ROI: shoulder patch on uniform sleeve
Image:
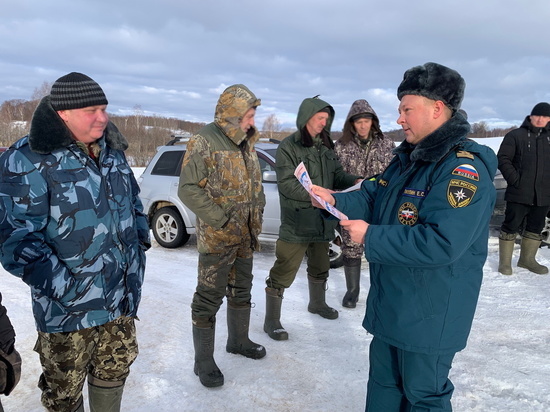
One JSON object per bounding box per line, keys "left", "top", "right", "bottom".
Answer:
{"left": 398, "top": 202, "right": 418, "bottom": 225}
{"left": 452, "top": 164, "right": 479, "bottom": 181}
{"left": 456, "top": 150, "right": 474, "bottom": 160}
{"left": 447, "top": 179, "right": 477, "bottom": 208}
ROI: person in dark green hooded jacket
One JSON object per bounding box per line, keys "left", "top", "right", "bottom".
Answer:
{"left": 313, "top": 63, "right": 497, "bottom": 411}
{"left": 263, "top": 96, "right": 361, "bottom": 341}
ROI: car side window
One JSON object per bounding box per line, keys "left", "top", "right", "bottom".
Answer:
{"left": 151, "top": 150, "right": 185, "bottom": 176}
{"left": 258, "top": 156, "right": 273, "bottom": 173}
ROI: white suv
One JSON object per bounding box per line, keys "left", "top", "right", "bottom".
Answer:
{"left": 137, "top": 138, "right": 344, "bottom": 266}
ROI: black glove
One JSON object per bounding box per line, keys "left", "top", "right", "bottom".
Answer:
{"left": 0, "top": 347, "right": 21, "bottom": 396}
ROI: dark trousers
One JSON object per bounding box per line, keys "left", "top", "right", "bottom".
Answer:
{"left": 501, "top": 201, "right": 549, "bottom": 235}
{"left": 365, "top": 337, "right": 455, "bottom": 412}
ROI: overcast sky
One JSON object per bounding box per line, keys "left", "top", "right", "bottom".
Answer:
{"left": 2, "top": 0, "right": 549, "bottom": 133}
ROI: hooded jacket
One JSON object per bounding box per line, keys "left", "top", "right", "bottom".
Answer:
{"left": 335, "top": 99, "right": 395, "bottom": 179}
{"left": 0, "top": 96, "right": 150, "bottom": 333}
{"left": 178, "top": 84, "right": 265, "bottom": 254}
{"left": 276, "top": 97, "right": 359, "bottom": 243}
{"left": 334, "top": 113, "right": 497, "bottom": 354}
{"left": 497, "top": 116, "right": 550, "bottom": 206}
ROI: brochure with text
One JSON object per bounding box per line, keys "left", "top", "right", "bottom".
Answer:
{"left": 294, "top": 162, "right": 348, "bottom": 220}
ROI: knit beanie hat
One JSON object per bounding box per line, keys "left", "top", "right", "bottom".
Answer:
{"left": 397, "top": 62, "right": 465, "bottom": 112}
{"left": 50, "top": 72, "right": 108, "bottom": 110}
{"left": 530, "top": 102, "right": 550, "bottom": 117}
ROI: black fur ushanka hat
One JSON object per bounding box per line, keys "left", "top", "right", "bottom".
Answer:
{"left": 397, "top": 62, "right": 465, "bottom": 112}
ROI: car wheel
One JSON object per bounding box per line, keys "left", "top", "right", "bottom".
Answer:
{"left": 151, "top": 207, "right": 190, "bottom": 248}
{"left": 329, "top": 228, "right": 344, "bottom": 269}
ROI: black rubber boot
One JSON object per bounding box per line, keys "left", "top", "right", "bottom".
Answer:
{"left": 342, "top": 262, "right": 361, "bottom": 308}
{"left": 263, "top": 287, "right": 289, "bottom": 341}
{"left": 226, "top": 304, "right": 266, "bottom": 359}
{"left": 88, "top": 376, "right": 124, "bottom": 412}
{"left": 518, "top": 231, "right": 549, "bottom": 274}
{"left": 192, "top": 320, "right": 224, "bottom": 388}
{"left": 307, "top": 275, "right": 338, "bottom": 319}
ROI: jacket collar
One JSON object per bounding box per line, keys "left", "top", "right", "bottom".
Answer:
{"left": 395, "top": 112, "right": 471, "bottom": 163}
{"left": 28, "top": 96, "right": 128, "bottom": 154}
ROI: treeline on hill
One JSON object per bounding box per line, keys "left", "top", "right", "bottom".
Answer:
{"left": 0, "top": 96, "right": 515, "bottom": 167}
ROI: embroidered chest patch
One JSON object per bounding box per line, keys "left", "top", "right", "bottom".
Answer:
{"left": 398, "top": 202, "right": 418, "bottom": 226}
{"left": 447, "top": 179, "right": 477, "bottom": 208}
{"left": 452, "top": 164, "right": 479, "bottom": 181}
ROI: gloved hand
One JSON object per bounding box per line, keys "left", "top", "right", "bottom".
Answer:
{"left": 0, "top": 346, "right": 22, "bottom": 396}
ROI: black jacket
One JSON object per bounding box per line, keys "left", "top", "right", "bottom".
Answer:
{"left": 498, "top": 116, "right": 550, "bottom": 206}
{"left": 0, "top": 293, "right": 15, "bottom": 354}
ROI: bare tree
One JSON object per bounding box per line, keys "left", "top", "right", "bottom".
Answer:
{"left": 31, "top": 81, "right": 53, "bottom": 101}
{"left": 262, "top": 114, "right": 281, "bottom": 139}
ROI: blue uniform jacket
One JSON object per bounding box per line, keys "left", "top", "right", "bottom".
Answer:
{"left": 334, "top": 113, "right": 497, "bottom": 354}
{"left": 0, "top": 97, "right": 150, "bottom": 333}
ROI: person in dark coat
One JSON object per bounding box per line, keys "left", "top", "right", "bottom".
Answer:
{"left": 312, "top": 62, "right": 497, "bottom": 411}
{"left": 263, "top": 97, "right": 361, "bottom": 341}
{"left": 497, "top": 102, "right": 550, "bottom": 275}
{"left": 0, "top": 292, "right": 21, "bottom": 412}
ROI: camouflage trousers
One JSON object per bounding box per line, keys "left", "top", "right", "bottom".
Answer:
{"left": 340, "top": 224, "right": 365, "bottom": 260}
{"left": 191, "top": 245, "right": 254, "bottom": 326}
{"left": 33, "top": 316, "right": 138, "bottom": 412}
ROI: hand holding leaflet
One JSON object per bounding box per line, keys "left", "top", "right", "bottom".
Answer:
{"left": 294, "top": 162, "right": 348, "bottom": 220}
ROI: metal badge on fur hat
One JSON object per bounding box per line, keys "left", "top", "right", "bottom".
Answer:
{"left": 50, "top": 72, "right": 108, "bottom": 111}
{"left": 397, "top": 62, "right": 465, "bottom": 111}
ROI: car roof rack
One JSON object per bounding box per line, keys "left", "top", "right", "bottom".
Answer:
{"left": 166, "top": 135, "right": 190, "bottom": 146}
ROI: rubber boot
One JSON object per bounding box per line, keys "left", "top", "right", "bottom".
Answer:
{"left": 264, "top": 287, "right": 288, "bottom": 341}
{"left": 226, "top": 304, "right": 266, "bottom": 359}
{"left": 518, "top": 232, "right": 549, "bottom": 274}
{"left": 192, "top": 320, "right": 224, "bottom": 387}
{"left": 342, "top": 259, "right": 361, "bottom": 308}
{"left": 307, "top": 275, "right": 338, "bottom": 319}
{"left": 88, "top": 376, "right": 124, "bottom": 412}
{"left": 498, "top": 231, "right": 516, "bottom": 276}
{"left": 72, "top": 397, "right": 85, "bottom": 412}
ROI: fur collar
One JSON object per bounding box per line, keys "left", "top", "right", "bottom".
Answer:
{"left": 29, "top": 96, "right": 128, "bottom": 154}
{"left": 395, "top": 112, "right": 470, "bottom": 163}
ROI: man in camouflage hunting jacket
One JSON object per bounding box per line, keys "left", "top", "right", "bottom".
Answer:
{"left": 0, "top": 72, "right": 150, "bottom": 412}
{"left": 178, "top": 84, "right": 266, "bottom": 388}
{"left": 334, "top": 99, "right": 394, "bottom": 308}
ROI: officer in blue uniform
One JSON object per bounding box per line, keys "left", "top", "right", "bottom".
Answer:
{"left": 312, "top": 62, "right": 497, "bottom": 411}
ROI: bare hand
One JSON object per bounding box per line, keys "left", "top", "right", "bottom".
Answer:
{"left": 310, "top": 185, "right": 335, "bottom": 208}
{"left": 340, "top": 219, "right": 369, "bottom": 244}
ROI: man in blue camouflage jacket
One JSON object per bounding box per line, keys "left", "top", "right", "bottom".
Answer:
{"left": 0, "top": 72, "right": 150, "bottom": 412}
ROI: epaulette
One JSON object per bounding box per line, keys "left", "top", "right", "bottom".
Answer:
{"left": 456, "top": 150, "right": 474, "bottom": 160}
